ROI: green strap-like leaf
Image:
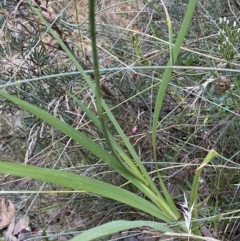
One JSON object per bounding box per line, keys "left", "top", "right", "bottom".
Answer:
{"left": 0, "top": 91, "right": 123, "bottom": 172}
{"left": 190, "top": 149, "right": 218, "bottom": 235}
{"left": 0, "top": 161, "right": 171, "bottom": 222}
{"left": 70, "top": 220, "right": 173, "bottom": 241}
{"left": 152, "top": 0, "right": 198, "bottom": 160}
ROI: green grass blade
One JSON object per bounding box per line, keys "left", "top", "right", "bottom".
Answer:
{"left": 0, "top": 91, "right": 180, "bottom": 222}
{"left": 152, "top": 0, "right": 198, "bottom": 161}
{"left": 103, "top": 104, "right": 164, "bottom": 198}
{"left": 103, "top": 105, "right": 182, "bottom": 221}
{"left": 72, "top": 93, "right": 180, "bottom": 220}
{"left": 0, "top": 91, "right": 125, "bottom": 172}
{"left": 150, "top": 0, "right": 198, "bottom": 223}
{"left": 69, "top": 93, "right": 145, "bottom": 182}
{"left": 70, "top": 220, "right": 174, "bottom": 241}
{"left": 149, "top": 0, "right": 198, "bottom": 223}
{"left": 89, "top": 0, "right": 115, "bottom": 156}
{"left": 30, "top": 6, "right": 94, "bottom": 89}
{"left": 74, "top": 91, "right": 173, "bottom": 212}
{"left": 158, "top": 175, "right": 181, "bottom": 219}
{"left": 190, "top": 150, "right": 218, "bottom": 235}
{"left": 0, "top": 161, "right": 172, "bottom": 222}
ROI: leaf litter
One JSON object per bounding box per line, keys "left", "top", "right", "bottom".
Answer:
{"left": 0, "top": 198, "right": 31, "bottom": 241}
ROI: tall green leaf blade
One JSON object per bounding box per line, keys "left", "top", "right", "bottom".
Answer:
{"left": 190, "top": 150, "right": 218, "bottom": 235}
{"left": 103, "top": 105, "right": 163, "bottom": 197}
{"left": 0, "top": 161, "right": 171, "bottom": 222}
{"left": 150, "top": 0, "right": 198, "bottom": 224}
{"left": 70, "top": 93, "right": 145, "bottom": 183}
{"left": 0, "top": 91, "right": 124, "bottom": 172}
{"left": 152, "top": 0, "right": 198, "bottom": 161}
{"left": 158, "top": 175, "right": 181, "bottom": 219}
{"left": 70, "top": 95, "right": 178, "bottom": 220}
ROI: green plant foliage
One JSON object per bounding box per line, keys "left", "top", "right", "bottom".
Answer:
{"left": 0, "top": 0, "right": 240, "bottom": 240}
{"left": 218, "top": 17, "right": 240, "bottom": 61}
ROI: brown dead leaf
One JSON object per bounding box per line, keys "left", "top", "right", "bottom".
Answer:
{"left": 4, "top": 217, "right": 30, "bottom": 241}
{"left": 5, "top": 220, "right": 18, "bottom": 241}
{"left": 0, "top": 198, "right": 16, "bottom": 229}
{"left": 13, "top": 217, "right": 30, "bottom": 235}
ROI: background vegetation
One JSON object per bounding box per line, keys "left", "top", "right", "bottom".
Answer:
{"left": 0, "top": 0, "right": 240, "bottom": 240}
